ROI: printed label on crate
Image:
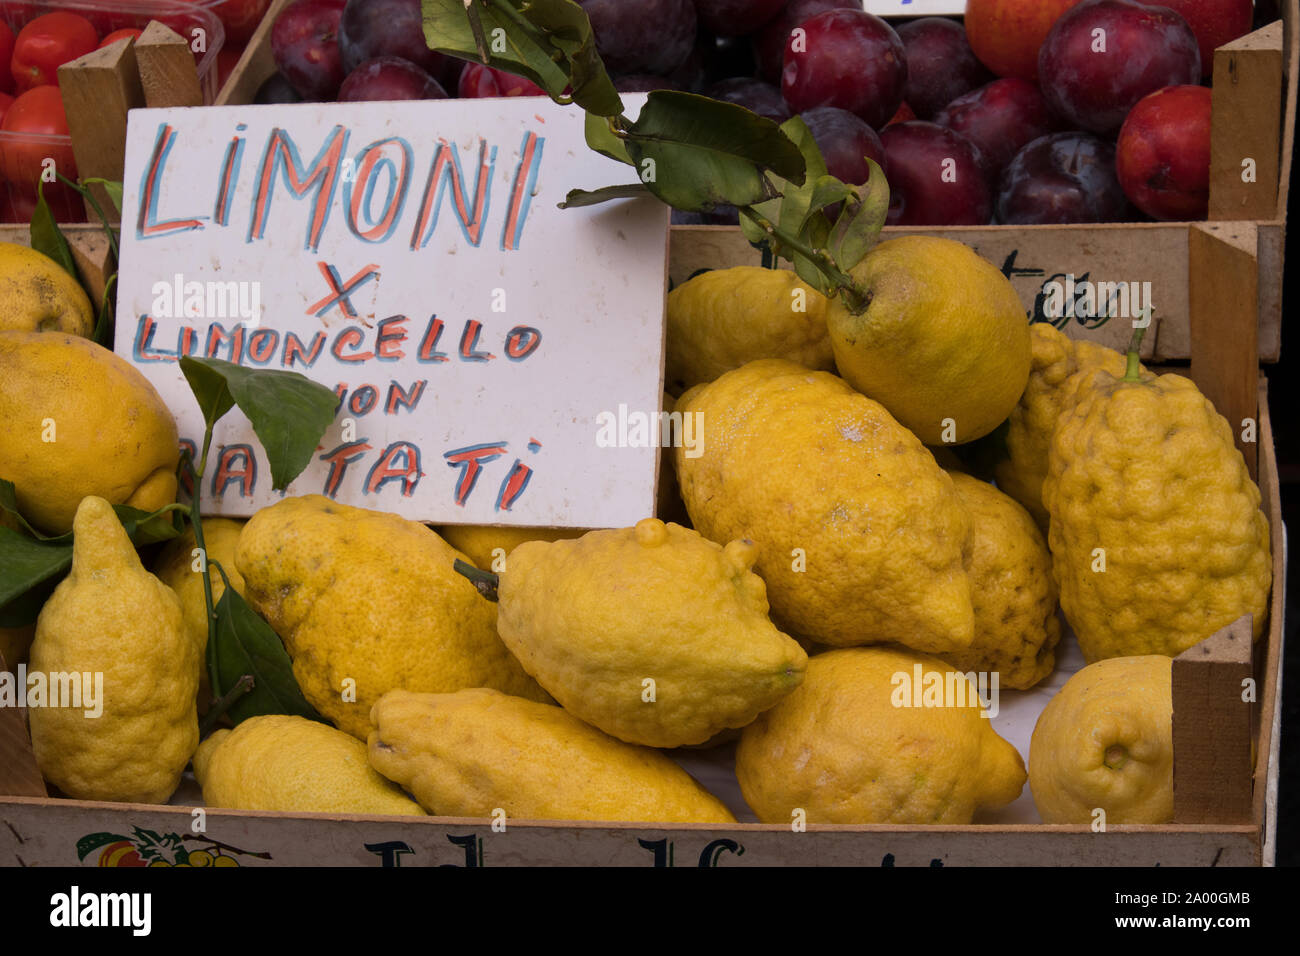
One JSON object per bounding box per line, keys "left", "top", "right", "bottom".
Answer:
{"left": 114, "top": 97, "right": 669, "bottom": 527}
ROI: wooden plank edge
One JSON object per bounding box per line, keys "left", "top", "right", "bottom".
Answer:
{"left": 1251, "top": 378, "right": 1285, "bottom": 832}
{"left": 214, "top": 0, "right": 292, "bottom": 106}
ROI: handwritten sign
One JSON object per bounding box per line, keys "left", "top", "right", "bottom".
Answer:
{"left": 115, "top": 97, "right": 669, "bottom": 528}
{"left": 864, "top": 1, "right": 968, "bottom": 15}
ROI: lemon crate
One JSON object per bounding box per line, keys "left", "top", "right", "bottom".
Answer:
{"left": 0, "top": 1, "right": 1294, "bottom": 868}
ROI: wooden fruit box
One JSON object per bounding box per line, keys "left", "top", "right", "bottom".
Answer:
{"left": 0, "top": 376, "right": 1286, "bottom": 866}
{"left": 0, "top": 3, "right": 1290, "bottom": 867}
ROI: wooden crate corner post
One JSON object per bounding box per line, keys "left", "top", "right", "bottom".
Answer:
{"left": 1208, "top": 20, "right": 1285, "bottom": 221}
{"left": 57, "top": 38, "right": 145, "bottom": 224}
{"left": 1172, "top": 615, "right": 1255, "bottom": 824}
{"left": 135, "top": 21, "right": 205, "bottom": 109}
{"left": 1187, "top": 221, "right": 1260, "bottom": 478}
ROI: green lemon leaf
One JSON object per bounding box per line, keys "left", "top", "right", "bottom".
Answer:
{"left": 92, "top": 274, "right": 117, "bottom": 347}
{"left": 82, "top": 178, "right": 124, "bottom": 214}
{"left": 585, "top": 111, "right": 633, "bottom": 166}
{"left": 624, "top": 91, "right": 805, "bottom": 212}
{"left": 179, "top": 357, "right": 338, "bottom": 491}
{"left": 557, "top": 183, "right": 650, "bottom": 208}
{"left": 741, "top": 116, "right": 827, "bottom": 252}
{"left": 828, "top": 158, "right": 890, "bottom": 274}
{"left": 206, "top": 568, "right": 322, "bottom": 726}
{"left": 29, "top": 184, "right": 78, "bottom": 280}
{"left": 0, "top": 527, "right": 70, "bottom": 626}
{"left": 513, "top": 0, "right": 622, "bottom": 116}
{"left": 422, "top": 0, "right": 574, "bottom": 105}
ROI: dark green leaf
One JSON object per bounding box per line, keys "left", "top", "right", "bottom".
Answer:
{"left": 83, "top": 178, "right": 124, "bottom": 214}
{"left": 0, "top": 526, "right": 71, "bottom": 623}
{"left": 207, "top": 573, "right": 322, "bottom": 726}
{"left": 29, "top": 184, "right": 78, "bottom": 280}
{"left": 828, "top": 158, "right": 890, "bottom": 275}
{"left": 624, "top": 91, "right": 805, "bottom": 212}
{"left": 558, "top": 183, "right": 650, "bottom": 208}
{"left": 92, "top": 273, "right": 117, "bottom": 347}
{"left": 422, "top": 0, "right": 574, "bottom": 105}
{"left": 0, "top": 478, "right": 43, "bottom": 539}
{"left": 513, "top": 0, "right": 623, "bottom": 116}
{"left": 179, "top": 356, "right": 236, "bottom": 432}
{"left": 585, "top": 111, "right": 633, "bottom": 166}
{"left": 179, "top": 357, "right": 337, "bottom": 491}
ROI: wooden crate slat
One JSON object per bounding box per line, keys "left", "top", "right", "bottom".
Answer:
{"left": 1209, "top": 21, "right": 1285, "bottom": 220}
{"left": 135, "top": 21, "right": 204, "bottom": 109}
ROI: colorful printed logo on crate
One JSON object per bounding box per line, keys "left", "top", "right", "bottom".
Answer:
{"left": 114, "top": 97, "right": 669, "bottom": 528}
{"left": 76, "top": 826, "right": 270, "bottom": 867}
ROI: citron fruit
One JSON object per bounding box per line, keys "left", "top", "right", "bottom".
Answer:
{"left": 153, "top": 518, "right": 246, "bottom": 709}
{"left": 368, "top": 688, "right": 736, "bottom": 823}
{"left": 675, "top": 359, "right": 974, "bottom": 654}
{"left": 1043, "top": 347, "right": 1270, "bottom": 661}
{"left": 437, "top": 524, "right": 583, "bottom": 571}
{"left": 1029, "top": 655, "right": 1173, "bottom": 824}
{"left": 826, "top": 236, "right": 1030, "bottom": 444}
{"left": 0, "top": 331, "right": 179, "bottom": 535}
{"left": 235, "top": 495, "right": 547, "bottom": 739}
{"left": 0, "top": 242, "right": 94, "bottom": 337}
{"left": 996, "top": 323, "right": 1138, "bottom": 529}
{"left": 938, "top": 473, "right": 1060, "bottom": 689}
{"left": 28, "top": 496, "right": 197, "bottom": 803}
{"left": 495, "top": 518, "right": 807, "bottom": 748}
{"left": 194, "top": 715, "right": 425, "bottom": 816}
{"left": 665, "top": 265, "right": 833, "bottom": 394}
{"left": 736, "top": 647, "right": 1026, "bottom": 824}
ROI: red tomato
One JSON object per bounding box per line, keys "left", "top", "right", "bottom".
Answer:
{"left": 1, "top": 180, "right": 85, "bottom": 222}
{"left": 0, "top": 91, "right": 13, "bottom": 125}
{"left": 212, "top": 0, "right": 272, "bottom": 47}
{"left": 0, "top": 85, "right": 78, "bottom": 194}
{"left": 0, "top": 21, "right": 15, "bottom": 94}
{"left": 98, "top": 28, "right": 144, "bottom": 50}
{"left": 10, "top": 12, "right": 99, "bottom": 92}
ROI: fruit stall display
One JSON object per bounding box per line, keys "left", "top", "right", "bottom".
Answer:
{"left": 0, "top": 1, "right": 1292, "bottom": 867}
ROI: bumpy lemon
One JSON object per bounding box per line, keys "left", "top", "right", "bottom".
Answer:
{"left": 737, "top": 647, "right": 1026, "bottom": 824}
{"left": 1044, "top": 357, "right": 1270, "bottom": 661}
{"left": 368, "top": 688, "right": 735, "bottom": 823}
{"left": 675, "top": 359, "right": 974, "bottom": 654}
{"left": 939, "top": 473, "right": 1060, "bottom": 689}
{"left": 437, "top": 524, "right": 583, "bottom": 571}
{"left": 665, "top": 265, "right": 833, "bottom": 394}
{"left": 1029, "top": 655, "right": 1173, "bottom": 824}
{"left": 0, "top": 331, "right": 179, "bottom": 534}
{"left": 28, "top": 496, "right": 197, "bottom": 803}
{"left": 0, "top": 242, "right": 94, "bottom": 336}
{"left": 496, "top": 518, "right": 807, "bottom": 748}
{"left": 235, "top": 496, "right": 547, "bottom": 739}
{"left": 826, "top": 236, "right": 1031, "bottom": 445}
{"left": 194, "top": 715, "right": 425, "bottom": 816}
{"left": 996, "top": 324, "right": 1137, "bottom": 528}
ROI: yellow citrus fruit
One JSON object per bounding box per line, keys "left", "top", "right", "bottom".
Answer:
{"left": 0, "top": 242, "right": 94, "bottom": 337}
{"left": 29, "top": 496, "right": 198, "bottom": 803}
{"left": 368, "top": 688, "right": 735, "bottom": 823}
{"left": 1044, "top": 360, "right": 1270, "bottom": 661}
{"left": 665, "top": 265, "right": 833, "bottom": 394}
{"left": 1029, "top": 655, "right": 1174, "bottom": 824}
{"left": 496, "top": 518, "right": 806, "bottom": 748}
{"left": 194, "top": 715, "right": 425, "bottom": 816}
{"left": 436, "top": 524, "right": 583, "bottom": 571}
{"left": 938, "top": 473, "right": 1061, "bottom": 689}
{"left": 0, "top": 331, "right": 179, "bottom": 535}
{"left": 826, "top": 236, "right": 1031, "bottom": 444}
{"left": 674, "top": 359, "right": 974, "bottom": 654}
{"left": 186, "top": 849, "right": 213, "bottom": 867}
{"left": 235, "top": 496, "right": 547, "bottom": 739}
{"left": 736, "top": 647, "right": 1025, "bottom": 824}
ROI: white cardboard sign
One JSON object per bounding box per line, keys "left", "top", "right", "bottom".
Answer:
{"left": 864, "top": 1, "right": 967, "bottom": 16}
{"left": 115, "top": 97, "right": 669, "bottom": 528}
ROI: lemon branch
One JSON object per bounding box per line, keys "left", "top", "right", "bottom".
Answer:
{"left": 453, "top": 558, "right": 500, "bottom": 602}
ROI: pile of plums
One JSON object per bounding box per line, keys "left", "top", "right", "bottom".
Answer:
{"left": 266, "top": 0, "right": 1261, "bottom": 224}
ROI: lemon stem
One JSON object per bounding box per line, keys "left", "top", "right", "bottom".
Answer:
{"left": 199, "top": 674, "right": 253, "bottom": 737}
{"left": 454, "top": 558, "right": 500, "bottom": 602}
{"left": 1123, "top": 325, "right": 1147, "bottom": 383}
